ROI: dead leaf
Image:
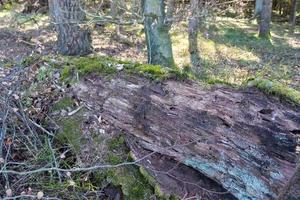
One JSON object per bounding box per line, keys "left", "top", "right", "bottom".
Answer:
{"left": 6, "top": 189, "right": 12, "bottom": 197}
{"left": 37, "top": 191, "right": 44, "bottom": 199}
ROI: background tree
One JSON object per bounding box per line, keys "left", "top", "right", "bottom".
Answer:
{"left": 253, "top": 0, "right": 263, "bottom": 20}
{"left": 188, "top": 0, "right": 201, "bottom": 73}
{"left": 49, "top": 0, "right": 92, "bottom": 56}
{"left": 142, "top": 0, "right": 175, "bottom": 67}
{"left": 259, "top": 0, "right": 273, "bottom": 38}
{"left": 290, "top": 0, "right": 298, "bottom": 32}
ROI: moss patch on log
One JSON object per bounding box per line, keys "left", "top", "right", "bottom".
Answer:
{"left": 105, "top": 167, "right": 155, "bottom": 200}
{"left": 139, "top": 166, "right": 178, "bottom": 200}
{"left": 59, "top": 56, "right": 189, "bottom": 82}
{"left": 247, "top": 78, "right": 300, "bottom": 106}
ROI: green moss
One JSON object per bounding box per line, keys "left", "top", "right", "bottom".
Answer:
{"left": 60, "top": 65, "right": 73, "bottom": 81}
{"left": 21, "top": 54, "right": 41, "bottom": 67}
{"left": 204, "top": 77, "right": 236, "bottom": 87}
{"left": 125, "top": 63, "right": 190, "bottom": 81}
{"left": 106, "top": 135, "right": 132, "bottom": 164}
{"left": 2, "top": 62, "right": 14, "bottom": 68}
{"left": 107, "top": 167, "right": 155, "bottom": 200}
{"left": 1, "top": 2, "right": 13, "bottom": 10}
{"left": 52, "top": 97, "right": 74, "bottom": 111}
{"left": 102, "top": 136, "right": 159, "bottom": 199}
{"left": 52, "top": 98, "right": 83, "bottom": 153}
{"left": 74, "top": 57, "right": 118, "bottom": 75}
{"left": 59, "top": 56, "right": 189, "bottom": 82}
{"left": 247, "top": 78, "right": 300, "bottom": 105}
{"left": 139, "top": 167, "right": 178, "bottom": 200}
{"left": 107, "top": 135, "right": 126, "bottom": 151}
{"left": 56, "top": 117, "right": 83, "bottom": 153}
{"left": 132, "top": 64, "right": 169, "bottom": 80}
{"left": 33, "top": 143, "right": 53, "bottom": 164}
{"left": 60, "top": 56, "right": 119, "bottom": 80}
{"left": 36, "top": 65, "right": 53, "bottom": 81}
{"left": 106, "top": 153, "right": 124, "bottom": 164}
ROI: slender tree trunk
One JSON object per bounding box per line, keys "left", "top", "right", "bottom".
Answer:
{"left": 49, "top": 0, "right": 92, "bottom": 56}
{"left": 143, "top": 0, "right": 175, "bottom": 68}
{"left": 188, "top": 0, "right": 201, "bottom": 73}
{"left": 277, "top": 161, "right": 300, "bottom": 200}
{"left": 290, "top": 0, "right": 298, "bottom": 32}
{"left": 259, "top": 0, "right": 273, "bottom": 38}
{"left": 255, "top": 0, "right": 263, "bottom": 15}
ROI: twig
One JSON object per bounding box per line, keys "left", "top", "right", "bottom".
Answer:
{"left": 68, "top": 105, "right": 84, "bottom": 116}
{"left": 47, "top": 138, "right": 62, "bottom": 183}
{"left": 29, "top": 119, "right": 54, "bottom": 137}
{"left": 2, "top": 194, "right": 61, "bottom": 200}
{"left": 0, "top": 151, "right": 157, "bottom": 175}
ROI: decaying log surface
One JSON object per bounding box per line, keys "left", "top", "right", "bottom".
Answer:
{"left": 277, "top": 160, "right": 300, "bottom": 200}
{"left": 74, "top": 74, "right": 300, "bottom": 200}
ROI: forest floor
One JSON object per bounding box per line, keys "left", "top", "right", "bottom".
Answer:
{"left": 0, "top": 6, "right": 299, "bottom": 89}
{"left": 0, "top": 5, "right": 300, "bottom": 200}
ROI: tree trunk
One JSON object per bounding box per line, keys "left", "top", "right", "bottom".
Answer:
{"left": 290, "top": 0, "right": 298, "bottom": 32}
{"left": 255, "top": 0, "right": 263, "bottom": 15}
{"left": 143, "top": 0, "right": 175, "bottom": 68}
{"left": 49, "top": 0, "right": 92, "bottom": 56}
{"left": 74, "top": 74, "right": 300, "bottom": 200}
{"left": 259, "top": 0, "right": 273, "bottom": 38}
{"left": 249, "top": 0, "right": 263, "bottom": 21}
{"left": 277, "top": 160, "right": 300, "bottom": 200}
{"left": 188, "top": 0, "right": 201, "bottom": 73}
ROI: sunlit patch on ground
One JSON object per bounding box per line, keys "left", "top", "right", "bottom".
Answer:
{"left": 0, "top": 7, "right": 299, "bottom": 89}
{"left": 171, "top": 17, "right": 300, "bottom": 88}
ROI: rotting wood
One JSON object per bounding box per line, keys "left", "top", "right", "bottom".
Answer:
{"left": 74, "top": 74, "right": 300, "bottom": 200}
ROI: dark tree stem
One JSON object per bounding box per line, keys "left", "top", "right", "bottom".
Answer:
{"left": 259, "top": 0, "right": 273, "bottom": 38}
{"left": 143, "top": 0, "right": 175, "bottom": 68}
{"left": 49, "top": 0, "right": 92, "bottom": 56}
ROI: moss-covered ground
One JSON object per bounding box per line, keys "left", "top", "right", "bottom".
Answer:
{"left": 43, "top": 97, "right": 165, "bottom": 199}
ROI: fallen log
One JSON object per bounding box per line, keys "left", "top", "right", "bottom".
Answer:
{"left": 74, "top": 74, "right": 300, "bottom": 200}
{"left": 277, "top": 160, "right": 300, "bottom": 200}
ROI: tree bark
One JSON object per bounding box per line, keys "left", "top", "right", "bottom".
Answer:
{"left": 290, "top": 0, "right": 298, "bottom": 33}
{"left": 259, "top": 0, "right": 273, "bottom": 38}
{"left": 49, "top": 0, "right": 92, "bottom": 56}
{"left": 143, "top": 0, "right": 175, "bottom": 68}
{"left": 255, "top": 0, "right": 263, "bottom": 16}
{"left": 188, "top": 0, "right": 201, "bottom": 73}
{"left": 74, "top": 74, "right": 300, "bottom": 200}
